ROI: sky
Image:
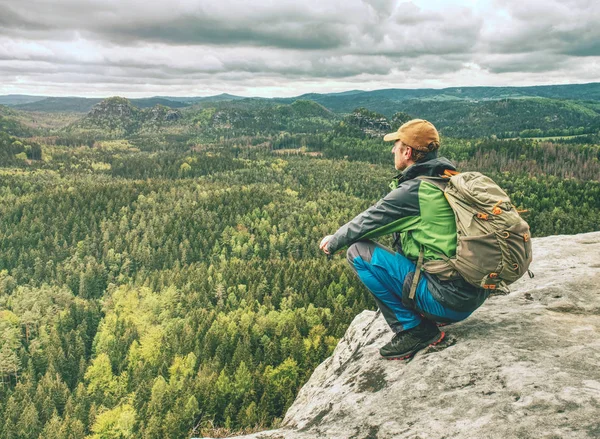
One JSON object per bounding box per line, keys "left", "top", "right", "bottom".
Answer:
{"left": 0, "top": 0, "right": 599, "bottom": 98}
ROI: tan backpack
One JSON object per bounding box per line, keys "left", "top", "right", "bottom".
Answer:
{"left": 411, "top": 171, "right": 533, "bottom": 297}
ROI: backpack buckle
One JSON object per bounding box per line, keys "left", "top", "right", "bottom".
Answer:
{"left": 477, "top": 213, "right": 489, "bottom": 220}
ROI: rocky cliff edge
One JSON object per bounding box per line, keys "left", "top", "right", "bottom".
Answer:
{"left": 219, "top": 231, "right": 600, "bottom": 439}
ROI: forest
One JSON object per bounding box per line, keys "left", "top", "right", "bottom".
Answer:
{"left": 0, "top": 95, "right": 599, "bottom": 438}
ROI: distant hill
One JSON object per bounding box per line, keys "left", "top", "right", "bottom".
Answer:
{"left": 0, "top": 93, "right": 245, "bottom": 111}
{"left": 5, "top": 83, "right": 600, "bottom": 139}
{"left": 66, "top": 97, "right": 337, "bottom": 139}
{"left": 0, "top": 95, "right": 48, "bottom": 106}
{"left": 5, "top": 82, "right": 600, "bottom": 115}
{"left": 68, "top": 97, "right": 184, "bottom": 137}
{"left": 131, "top": 98, "right": 189, "bottom": 109}
{"left": 13, "top": 97, "right": 103, "bottom": 113}
{"left": 196, "top": 99, "right": 337, "bottom": 137}
{"left": 161, "top": 93, "right": 246, "bottom": 104}
{"left": 11, "top": 96, "right": 188, "bottom": 113}
{"left": 0, "top": 105, "right": 30, "bottom": 136}
{"left": 398, "top": 97, "right": 600, "bottom": 138}
{"left": 324, "top": 97, "right": 599, "bottom": 139}
{"left": 290, "top": 83, "right": 600, "bottom": 115}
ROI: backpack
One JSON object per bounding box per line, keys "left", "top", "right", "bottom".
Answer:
{"left": 413, "top": 171, "right": 533, "bottom": 293}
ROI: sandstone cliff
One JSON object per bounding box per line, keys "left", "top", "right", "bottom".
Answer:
{"left": 218, "top": 231, "right": 600, "bottom": 439}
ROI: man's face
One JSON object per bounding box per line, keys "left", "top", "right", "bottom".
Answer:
{"left": 392, "top": 140, "right": 412, "bottom": 171}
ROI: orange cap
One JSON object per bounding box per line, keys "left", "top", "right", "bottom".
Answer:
{"left": 383, "top": 119, "right": 440, "bottom": 151}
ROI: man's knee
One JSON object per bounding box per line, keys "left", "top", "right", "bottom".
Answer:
{"left": 346, "top": 240, "right": 376, "bottom": 266}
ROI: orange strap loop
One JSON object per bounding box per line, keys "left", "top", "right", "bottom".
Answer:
{"left": 443, "top": 169, "right": 460, "bottom": 178}
{"left": 492, "top": 200, "right": 504, "bottom": 215}
{"left": 512, "top": 204, "right": 529, "bottom": 214}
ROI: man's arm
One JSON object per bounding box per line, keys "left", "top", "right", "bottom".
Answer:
{"left": 325, "top": 179, "right": 422, "bottom": 254}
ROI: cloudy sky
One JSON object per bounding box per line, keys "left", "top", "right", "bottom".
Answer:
{"left": 0, "top": 0, "right": 598, "bottom": 97}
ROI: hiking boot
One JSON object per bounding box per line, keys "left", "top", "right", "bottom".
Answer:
{"left": 380, "top": 319, "right": 445, "bottom": 360}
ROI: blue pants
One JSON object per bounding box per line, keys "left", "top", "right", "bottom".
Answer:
{"left": 347, "top": 240, "right": 472, "bottom": 333}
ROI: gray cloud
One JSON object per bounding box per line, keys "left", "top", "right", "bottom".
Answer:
{"left": 478, "top": 52, "right": 570, "bottom": 74}
{"left": 0, "top": 1, "right": 352, "bottom": 49}
{"left": 0, "top": 0, "right": 598, "bottom": 97}
{"left": 0, "top": 0, "right": 480, "bottom": 54}
{"left": 104, "top": 19, "right": 348, "bottom": 50}
{"left": 483, "top": 0, "right": 600, "bottom": 56}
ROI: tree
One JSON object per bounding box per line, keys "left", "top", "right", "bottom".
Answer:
{"left": 84, "top": 354, "right": 124, "bottom": 407}
{"left": 88, "top": 404, "right": 136, "bottom": 439}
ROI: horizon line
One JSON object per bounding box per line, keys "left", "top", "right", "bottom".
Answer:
{"left": 2, "top": 81, "right": 599, "bottom": 101}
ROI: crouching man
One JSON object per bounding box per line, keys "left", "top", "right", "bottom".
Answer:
{"left": 320, "top": 120, "right": 489, "bottom": 360}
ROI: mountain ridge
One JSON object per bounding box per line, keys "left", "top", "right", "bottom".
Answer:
{"left": 3, "top": 82, "right": 600, "bottom": 113}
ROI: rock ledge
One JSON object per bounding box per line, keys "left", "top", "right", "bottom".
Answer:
{"left": 220, "top": 231, "right": 600, "bottom": 439}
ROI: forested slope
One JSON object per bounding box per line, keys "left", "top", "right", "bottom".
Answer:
{"left": 281, "top": 82, "right": 600, "bottom": 114}
{"left": 399, "top": 98, "right": 600, "bottom": 138}
{"left": 0, "top": 97, "right": 599, "bottom": 438}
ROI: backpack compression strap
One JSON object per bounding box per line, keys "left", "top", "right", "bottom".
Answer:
{"left": 408, "top": 246, "right": 424, "bottom": 302}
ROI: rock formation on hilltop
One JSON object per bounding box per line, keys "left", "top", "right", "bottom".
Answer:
{"left": 345, "top": 108, "right": 392, "bottom": 137}
{"left": 148, "top": 104, "right": 181, "bottom": 122}
{"left": 87, "top": 96, "right": 136, "bottom": 119}
{"left": 214, "top": 231, "right": 600, "bottom": 439}
{"left": 71, "top": 97, "right": 183, "bottom": 136}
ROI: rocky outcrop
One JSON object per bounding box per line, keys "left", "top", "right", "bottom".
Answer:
{"left": 76, "top": 97, "right": 140, "bottom": 135}
{"left": 87, "top": 96, "right": 137, "bottom": 120}
{"left": 346, "top": 108, "right": 391, "bottom": 137}
{"left": 73, "top": 98, "right": 183, "bottom": 136}
{"left": 147, "top": 104, "right": 182, "bottom": 122}
{"left": 219, "top": 231, "right": 600, "bottom": 439}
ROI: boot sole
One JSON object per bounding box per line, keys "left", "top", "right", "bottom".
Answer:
{"left": 381, "top": 331, "right": 446, "bottom": 361}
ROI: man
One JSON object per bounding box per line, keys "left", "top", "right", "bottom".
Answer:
{"left": 320, "top": 119, "right": 489, "bottom": 360}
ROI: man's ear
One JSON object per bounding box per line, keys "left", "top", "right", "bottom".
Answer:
{"left": 406, "top": 146, "right": 413, "bottom": 159}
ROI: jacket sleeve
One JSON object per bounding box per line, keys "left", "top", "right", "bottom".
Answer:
{"left": 327, "top": 179, "right": 422, "bottom": 254}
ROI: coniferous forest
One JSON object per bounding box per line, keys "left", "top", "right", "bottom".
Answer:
{"left": 1, "top": 93, "right": 599, "bottom": 438}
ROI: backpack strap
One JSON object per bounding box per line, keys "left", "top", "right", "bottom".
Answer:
{"left": 416, "top": 175, "right": 449, "bottom": 192}
{"left": 391, "top": 232, "right": 401, "bottom": 252}
{"left": 403, "top": 173, "right": 459, "bottom": 305}
{"left": 405, "top": 245, "right": 425, "bottom": 308}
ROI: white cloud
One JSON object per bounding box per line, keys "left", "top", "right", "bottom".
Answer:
{"left": 0, "top": 0, "right": 598, "bottom": 97}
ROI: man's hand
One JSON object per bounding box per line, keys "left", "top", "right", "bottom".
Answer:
{"left": 320, "top": 235, "right": 333, "bottom": 254}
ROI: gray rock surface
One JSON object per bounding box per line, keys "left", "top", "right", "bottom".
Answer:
{"left": 222, "top": 231, "right": 600, "bottom": 439}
